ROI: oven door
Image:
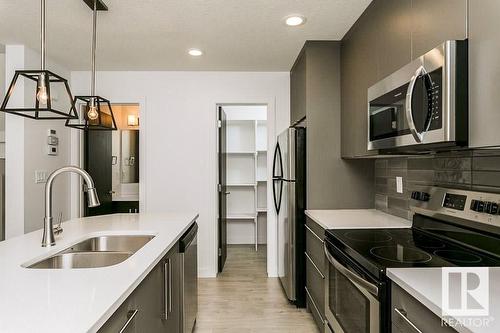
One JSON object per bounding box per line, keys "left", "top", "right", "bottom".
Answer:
{"left": 324, "top": 242, "right": 381, "bottom": 333}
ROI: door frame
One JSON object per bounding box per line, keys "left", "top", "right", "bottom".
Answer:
{"left": 70, "top": 98, "right": 147, "bottom": 218}
{"left": 217, "top": 106, "right": 227, "bottom": 272}
{"left": 215, "top": 103, "right": 277, "bottom": 276}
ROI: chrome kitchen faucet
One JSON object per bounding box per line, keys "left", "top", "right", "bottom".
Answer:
{"left": 42, "top": 166, "right": 100, "bottom": 247}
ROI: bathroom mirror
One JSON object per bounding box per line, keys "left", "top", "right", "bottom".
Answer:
{"left": 120, "top": 130, "right": 139, "bottom": 184}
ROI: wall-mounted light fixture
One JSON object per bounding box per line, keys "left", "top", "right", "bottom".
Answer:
{"left": 127, "top": 114, "right": 139, "bottom": 126}
{"left": 0, "top": 0, "right": 78, "bottom": 120}
{"left": 66, "top": 0, "right": 117, "bottom": 131}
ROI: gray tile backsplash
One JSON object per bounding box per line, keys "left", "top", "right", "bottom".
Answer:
{"left": 375, "top": 149, "right": 500, "bottom": 220}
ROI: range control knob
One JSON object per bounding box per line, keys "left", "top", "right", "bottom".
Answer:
{"left": 411, "top": 191, "right": 430, "bottom": 202}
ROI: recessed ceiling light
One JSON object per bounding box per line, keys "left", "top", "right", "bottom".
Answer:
{"left": 285, "top": 15, "right": 306, "bottom": 27}
{"left": 188, "top": 48, "right": 203, "bottom": 56}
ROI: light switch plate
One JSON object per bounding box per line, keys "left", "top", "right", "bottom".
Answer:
{"left": 47, "top": 145, "right": 58, "bottom": 156}
{"left": 396, "top": 176, "right": 403, "bottom": 194}
{"left": 35, "top": 170, "right": 47, "bottom": 184}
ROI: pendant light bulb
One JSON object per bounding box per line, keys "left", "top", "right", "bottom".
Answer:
{"left": 36, "top": 74, "right": 49, "bottom": 104}
{"left": 87, "top": 99, "right": 99, "bottom": 120}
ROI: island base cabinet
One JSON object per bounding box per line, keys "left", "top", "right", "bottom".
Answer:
{"left": 98, "top": 244, "right": 182, "bottom": 333}
{"left": 97, "top": 298, "right": 137, "bottom": 333}
{"left": 392, "top": 283, "right": 458, "bottom": 333}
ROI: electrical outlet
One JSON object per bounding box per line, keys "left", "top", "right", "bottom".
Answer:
{"left": 35, "top": 170, "right": 47, "bottom": 184}
{"left": 396, "top": 176, "right": 403, "bottom": 194}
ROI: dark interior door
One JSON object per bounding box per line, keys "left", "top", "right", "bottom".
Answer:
{"left": 84, "top": 131, "right": 113, "bottom": 216}
{"left": 218, "top": 106, "right": 228, "bottom": 273}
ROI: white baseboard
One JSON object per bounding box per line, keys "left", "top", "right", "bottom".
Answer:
{"left": 198, "top": 267, "right": 217, "bottom": 278}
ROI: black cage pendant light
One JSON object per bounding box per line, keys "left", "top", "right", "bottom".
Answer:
{"left": 66, "top": 0, "right": 117, "bottom": 131}
{"left": 0, "top": 0, "right": 78, "bottom": 120}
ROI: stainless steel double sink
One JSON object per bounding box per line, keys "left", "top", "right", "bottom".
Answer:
{"left": 25, "top": 235, "right": 155, "bottom": 269}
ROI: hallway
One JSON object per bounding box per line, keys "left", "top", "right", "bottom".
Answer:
{"left": 195, "top": 245, "right": 318, "bottom": 333}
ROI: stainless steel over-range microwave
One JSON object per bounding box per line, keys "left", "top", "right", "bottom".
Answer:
{"left": 367, "top": 40, "right": 468, "bottom": 151}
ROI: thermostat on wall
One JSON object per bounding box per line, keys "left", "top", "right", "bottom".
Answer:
{"left": 47, "top": 136, "right": 59, "bottom": 145}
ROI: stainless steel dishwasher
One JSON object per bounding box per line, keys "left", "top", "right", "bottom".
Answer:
{"left": 180, "top": 222, "right": 198, "bottom": 333}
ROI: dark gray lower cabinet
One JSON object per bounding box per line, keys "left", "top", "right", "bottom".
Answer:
{"left": 305, "top": 217, "right": 326, "bottom": 332}
{"left": 392, "top": 282, "right": 459, "bottom": 333}
{"left": 98, "top": 244, "right": 181, "bottom": 333}
{"left": 97, "top": 297, "right": 137, "bottom": 332}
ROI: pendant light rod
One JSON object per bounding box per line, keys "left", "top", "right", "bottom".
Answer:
{"left": 40, "top": 0, "right": 46, "bottom": 70}
{"left": 91, "top": 0, "right": 97, "bottom": 96}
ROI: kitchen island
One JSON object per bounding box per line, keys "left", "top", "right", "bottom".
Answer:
{"left": 388, "top": 267, "right": 500, "bottom": 333}
{"left": 0, "top": 212, "right": 198, "bottom": 333}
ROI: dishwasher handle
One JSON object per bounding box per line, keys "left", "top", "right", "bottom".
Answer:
{"left": 179, "top": 222, "right": 198, "bottom": 252}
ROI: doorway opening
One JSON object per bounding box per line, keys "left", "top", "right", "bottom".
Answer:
{"left": 83, "top": 103, "right": 140, "bottom": 216}
{"left": 217, "top": 105, "right": 268, "bottom": 274}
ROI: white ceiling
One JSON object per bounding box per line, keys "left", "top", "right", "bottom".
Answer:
{"left": 0, "top": 0, "right": 371, "bottom": 71}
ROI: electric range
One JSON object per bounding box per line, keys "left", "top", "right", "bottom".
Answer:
{"left": 323, "top": 187, "right": 500, "bottom": 333}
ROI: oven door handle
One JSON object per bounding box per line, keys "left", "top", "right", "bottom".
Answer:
{"left": 405, "top": 65, "right": 431, "bottom": 143}
{"left": 324, "top": 244, "right": 379, "bottom": 297}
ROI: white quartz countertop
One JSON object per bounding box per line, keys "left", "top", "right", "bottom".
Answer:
{"left": 388, "top": 267, "right": 500, "bottom": 333}
{"left": 0, "top": 212, "right": 198, "bottom": 333}
{"left": 305, "top": 209, "right": 411, "bottom": 230}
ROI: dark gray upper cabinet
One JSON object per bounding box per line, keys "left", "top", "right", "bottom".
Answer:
{"left": 290, "top": 49, "right": 307, "bottom": 126}
{"left": 292, "top": 41, "right": 375, "bottom": 208}
{"left": 341, "top": 1, "right": 381, "bottom": 158}
{"left": 377, "top": 0, "right": 412, "bottom": 79}
{"left": 410, "top": 0, "right": 467, "bottom": 59}
{"left": 468, "top": 0, "right": 500, "bottom": 148}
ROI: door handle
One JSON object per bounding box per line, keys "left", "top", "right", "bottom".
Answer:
{"left": 405, "top": 65, "right": 433, "bottom": 143}
{"left": 163, "top": 258, "right": 170, "bottom": 319}
{"left": 224, "top": 191, "right": 231, "bottom": 195}
{"left": 394, "top": 308, "right": 423, "bottom": 333}
{"left": 324, "top": 244, "right": 378, "bottom": 297}
{"left": 118, "top": 309, "right": 139, "bottom": 333}
{"left": 164, "top": 259, "right": 172, "bottom": 319}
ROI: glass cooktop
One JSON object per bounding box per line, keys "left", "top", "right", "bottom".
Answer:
{"left": 325, "top": 228, "right": 500, "bottom": 279}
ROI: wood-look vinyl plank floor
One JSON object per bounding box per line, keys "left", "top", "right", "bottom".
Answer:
{"left": 195, "top": 245, "right": 318, "bottom": 333}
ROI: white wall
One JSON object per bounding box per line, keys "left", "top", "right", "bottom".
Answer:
{"left": 0, "top": 51, "right": 5, "bottom": 136}
{"left": 70, "top": 71, "right": 290, "bottom": 277}
{"left": 4, "top": 45, "right": 72, "bottom": 237}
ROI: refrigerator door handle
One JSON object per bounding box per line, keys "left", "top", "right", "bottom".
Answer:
{"left": 272, "top": 143, "right": 283, "bottom": 179}
{"left": 273, "top": 179, "right": 283, "bottom": 214}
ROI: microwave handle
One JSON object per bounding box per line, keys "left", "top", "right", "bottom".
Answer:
{"left": 405, "top": 65, "right": 431, "bottom": 143}
{"left": 324, "top": 244, "right": 379, "bottom": 297}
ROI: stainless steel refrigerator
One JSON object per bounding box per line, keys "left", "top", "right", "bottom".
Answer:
{"left": 273, "top": 127, "right": 306, "bottom": 307}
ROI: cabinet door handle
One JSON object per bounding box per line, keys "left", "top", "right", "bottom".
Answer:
{"left": 305, "top": 225, "right": 324, "bottom": 244}
{"left": 119, "top": 309, "right": 138, "bottom": 333}
{"left": 164, "top": 259, "right": 170, "bottom": 319}
{"left": 168, "top": 258, "right": 172, "bottom": 314}
{"left": 305, "top": 252, "right": 325, "bottom": 279}
{"left": 394, "top": 308, "right": 423, "bottom": 333}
